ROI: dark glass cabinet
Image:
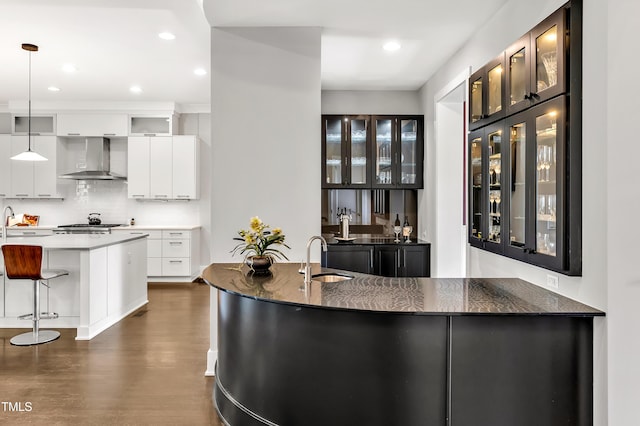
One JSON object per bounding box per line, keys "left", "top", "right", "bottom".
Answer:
{"left": 468, "top": 0, "right": 581, "bottom": 275}
{"left": 469, "top": 54, "right": 506, "bottom": 130}
{"left": 322, "top": 115, "right": 371, "bottom": 188}
{"left": 505, "top": 8, "right": 566, "bottom": 115}
{"left": 371, "top": 116, "right": 423, "bottom": 189}
{"left": 468, "top": 122, "right": 505, "bottom": 254}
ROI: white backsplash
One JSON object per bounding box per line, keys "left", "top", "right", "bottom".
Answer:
{"left": 3, "top": 175, "right": 200, "bottom": 227}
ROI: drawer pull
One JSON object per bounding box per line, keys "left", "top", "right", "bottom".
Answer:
{"left": 15, "top": 193, "right": 29, "bottom": 197}
{"left": 169, "top": 232, "right": 183, "bottom": 236}
{"left": 67, "top": 133, "right": 81, "bottom": 136}
{"left": 103, "top": 133, "right": 116, "bottom": 136}
{"left": 154, "top": 194, "right": 168, "bottom": 198}
{"left": 130, "top": 232, "right": 145, "bottom": 234}
{"left": 169, "top": 242, "right": 182, "bottom": 245}
{"left": 132, "top": 194, "right": 145, "bottom": 198}
{"left": 37, "top": 194, "right": 51, "bottom": 197}
{"left": 169, "top": 260, "right": 183, "bottom": 264}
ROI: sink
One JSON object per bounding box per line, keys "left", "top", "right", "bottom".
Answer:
{"left": 311, "top": 273, "right": 354, "bottom": 283}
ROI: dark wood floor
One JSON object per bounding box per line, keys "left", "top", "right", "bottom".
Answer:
{"left": 0, "top": 282, "right": 224, "bottom": 425}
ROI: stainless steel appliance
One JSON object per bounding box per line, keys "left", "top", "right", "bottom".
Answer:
{"left": 53, "top": 224, "right": 124, "bottom": 234}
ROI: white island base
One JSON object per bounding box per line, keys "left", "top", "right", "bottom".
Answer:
{"left": 1, "top": 234, "right": 148, "bottom": 340}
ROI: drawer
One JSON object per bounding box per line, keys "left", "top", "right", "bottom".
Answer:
{"left": 148, "top": 258, "right": 162, "bottom": 276}
{"left": 162, "top": 239, "right": 190, "bottom": 257}
{"left": 118, "top": 230, "right": 162, "bottom": 239}
{"left": 162, "top": 258, "right": 190, "bottom": 276}
{"left": 162, "top": 230, "right": 191, "bottom": 240}
{"left": 148, "top": 239, "right": 162, "bottom": 258}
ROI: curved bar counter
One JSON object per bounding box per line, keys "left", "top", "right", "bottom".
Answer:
{"left": 202, "top": 263, "right": 603, "bottom": 426}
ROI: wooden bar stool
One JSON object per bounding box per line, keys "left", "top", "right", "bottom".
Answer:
{"left": 1, "top": 245, "right": 69, "bottom": 346}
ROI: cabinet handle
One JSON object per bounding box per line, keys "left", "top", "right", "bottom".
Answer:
{"left": 176, "top": 195, "right": 190, "bottom": 198}
{"left": 154, "top": 195, "right": 168, "bottom": 198}
{"left": 15, "top": 193, "right": 29, "bottom": 197}
{"left": 144, "top": 133, "right": 157, "bottom": 137}
{"left": 131, "top": 194, "right": 146, "bottom": 198}
{"left": 37, "top": 194, "right": 51, "bottom": 197}
{"left": 0, "top": 193, "right": 6, "bottom": 196}
{"left": 23, "top": 231, "right": 36, "bottom": 235}
{"left": 67, "top": 133, "right": 81, "bottom": 136}
{"left": 130, "top": 232, "right": 145, "bottom": 234}
{"left": 169, "top": 260, "right": 183, "bottom": 264}
{"left": 169, "top": 241, "right": 182, "bottom": 245}
{"left": 103, "top": 133, "right": 116, "bottom": 136}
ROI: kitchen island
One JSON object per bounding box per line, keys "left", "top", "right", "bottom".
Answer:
{"left": 0, "top": 233, "right": 148, "bottom": 340}
{"left": 202, "top": 263, "right": 604, "bottom": 426}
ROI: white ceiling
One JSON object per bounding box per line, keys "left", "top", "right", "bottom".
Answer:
{"left": 1, "top": 0, "right": 509, "bottom": 108}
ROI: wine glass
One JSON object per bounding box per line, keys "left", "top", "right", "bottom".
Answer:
{"left": 393, "top": 225, "right": 402, "bottom": 243}
{"left": 404, "top": 226, "right": 413, "bottom": 243}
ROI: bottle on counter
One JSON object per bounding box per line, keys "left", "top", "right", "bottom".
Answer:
{"left": 402, "top": 216, "right": 410, "bottom": 241}
{"left": 394, "top": 214, "right": 401, "bottom": 227}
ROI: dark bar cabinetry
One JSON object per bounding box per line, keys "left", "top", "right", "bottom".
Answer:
{"left": 323, "top": 241, "right": 431, "bottom": 278}
{"left": 467, "top": 0, "right": 581, "bottom": 275}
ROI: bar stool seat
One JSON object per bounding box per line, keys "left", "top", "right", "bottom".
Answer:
{"left": 1, "top": 245, "right": 69, "bottom": 346}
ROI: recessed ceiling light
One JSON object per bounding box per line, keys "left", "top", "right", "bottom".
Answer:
{"left": 130, "top": 85, "right": 142, "bottom": 94}
{"left": 62, "top": 63, "right": 77, "bottom": 73}
{"left": 48, "top": 86, "right": 60, "bottom": 92}
{"left": 158, "top": 32, "right": 176, "bottom": 40}
{"left": 194, "top": 68, "right": 207, "bottom": 76}
{"left": 383, "top": 41, "right": 401, "bottom": 52}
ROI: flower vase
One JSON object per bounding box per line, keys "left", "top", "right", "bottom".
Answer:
{"left": 246, "top": 256, "right": 272, "bottom": 275}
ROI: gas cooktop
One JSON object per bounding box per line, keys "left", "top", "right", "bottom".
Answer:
{"left": 57, "top": 224, "right": 124, "bottom": 228}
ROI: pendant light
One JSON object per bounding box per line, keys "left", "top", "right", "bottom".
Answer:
{"left": 11, "top": 43, "right": 47, "bottom": 162}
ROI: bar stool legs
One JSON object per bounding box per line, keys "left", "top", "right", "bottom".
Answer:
{"left": 10, "top": 279, "right": 60, "bottom": 346}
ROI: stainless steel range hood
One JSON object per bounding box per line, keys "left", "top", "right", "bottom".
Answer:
{"left": 59, "top": 137, "right": 126, "bottom": 180}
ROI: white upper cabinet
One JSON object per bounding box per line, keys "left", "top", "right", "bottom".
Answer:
{"left": 127, "top": 135, "right": 199, "bottom": 200}
{"left": 7, "top": 135, "right": 60, "bottom": 198}
{"left": 57, "top": 113, "right": 128, "bottom": 137}
{"left": 12, "top": 114, "right": 56, "bottom": 135}
{"left": 172, "top": 135, "right": 199, "bottom": 199}
{"left": 129, "top": 115, "right": 176, "bottom": 136}
{"left": 149, "top": 137, "right": 173, "bottom": 199}
{"left": 127, "top": 136, "right": 151, "bottom": 199}
{"left": 0, "top": 135, "right": 11, "bottom": 197}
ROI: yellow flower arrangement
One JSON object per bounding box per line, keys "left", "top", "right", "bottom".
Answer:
{"left": 231, "top": 216, "right": 290, "bottom": 262}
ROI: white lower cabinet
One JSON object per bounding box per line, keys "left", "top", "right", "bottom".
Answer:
{"left": 111, "top": 227, "right": 200, "bottom": 281}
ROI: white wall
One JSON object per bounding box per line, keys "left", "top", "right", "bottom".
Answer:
{"left": 210, "top": 27, "right": 321, "bottom": 263}
{"left": 420, "top": 0, "right": 612, "bottom": 423}
{"left": 433, "top": 84, "right": 466, "bottom": 277}
{"left": 606, "top": 0, "right": 640, "bottom": 424}
{"left": 321, "top": 90, "right": 421, "bottom": 115}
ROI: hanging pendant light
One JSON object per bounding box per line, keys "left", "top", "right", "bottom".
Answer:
{"left": 11, "top": 43, "right": 47, "bottom": 162}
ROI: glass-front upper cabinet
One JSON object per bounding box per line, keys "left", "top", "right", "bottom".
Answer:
{"left": 503, "top": 96, "right": 569, "bottom": 272}
{"left": 468, "top": 122, "right": 504, "bottom": 254}
{"left": 322, "top": 115, "right": 370, "bottom": 188}
{"left": 506, "top": 8, "right": 566, "bottom": 115}
{"left": 372, "top": 116, "right": 423, "bottom": 189}
{"left": 468, "top": 54, "right": 505, "bottom": 130}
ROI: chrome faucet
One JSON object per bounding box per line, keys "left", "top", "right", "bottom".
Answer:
{"left": 304, "top": 235, "right": 327, "bottom": 285}
{"left": 2, "top": 205, "right": 15, "bottom": 243}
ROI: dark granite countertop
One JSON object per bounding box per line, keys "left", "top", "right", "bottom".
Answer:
{"left": 201, "top": 263, "right": 604, "bottom": 316}
{"left": 322, "top": 234, "right": 431, "bottom": 245}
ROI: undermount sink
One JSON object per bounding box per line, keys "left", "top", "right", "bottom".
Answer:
{"left": 311, "top": 272, "right": 354, "bottom": 283}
